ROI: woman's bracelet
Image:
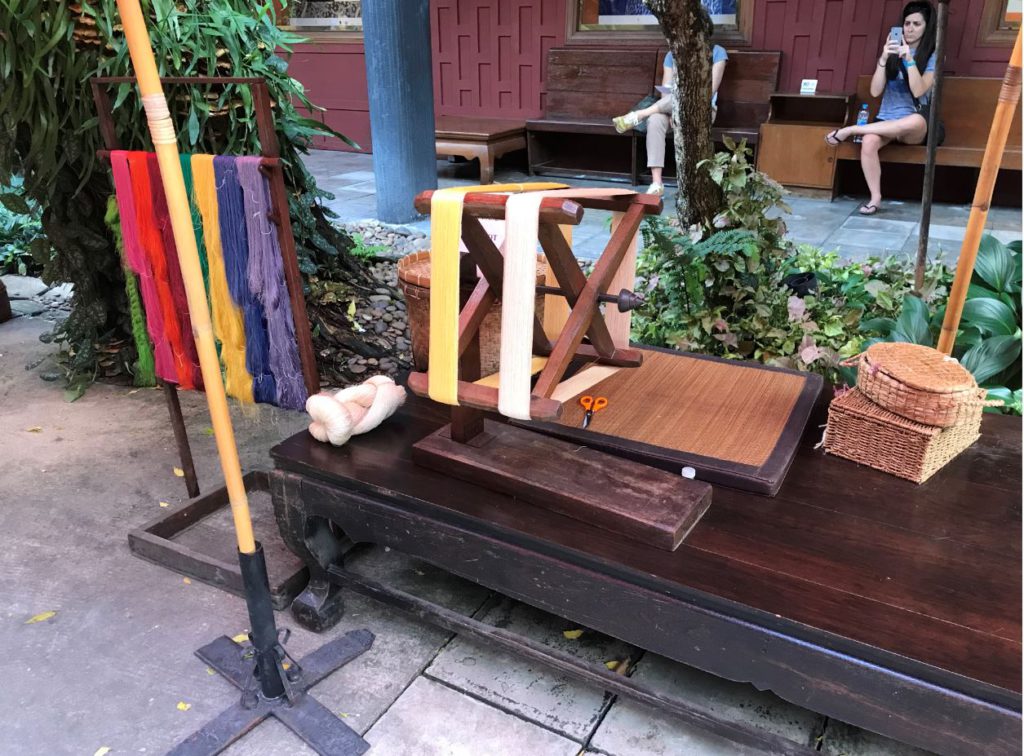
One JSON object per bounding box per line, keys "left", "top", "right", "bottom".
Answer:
{"left": 878, "top": 58, "right": 887, "bottom": 67}
{"left": 903, "top": 58, "right": 916, "bottom": 69}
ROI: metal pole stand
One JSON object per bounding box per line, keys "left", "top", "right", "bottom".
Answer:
{"left": 170, "top": 544, "right": 374, "bottom": 755}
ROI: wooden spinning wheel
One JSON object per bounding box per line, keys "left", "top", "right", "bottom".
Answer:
{"left": 405, "top": 188, "right": 661, "bottom": 422}
{"left": 406, "top": 185, "right": 711, "bottom": 552}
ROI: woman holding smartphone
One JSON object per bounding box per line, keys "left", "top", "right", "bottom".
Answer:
{"left": 824, "top": 1, "right": 938, "bottom": 215}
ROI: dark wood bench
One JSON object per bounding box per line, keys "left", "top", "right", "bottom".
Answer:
{"left": 435, "top": 116, "right": 527, "bottom": 184}
{"left": 527, "top": 47, "right": 781, "bottom": 184}
{"left": 836, "top": 75, "right": 1022, "bottom": 170}
{"left": 527, "top": 47, "right": 661, "bottom": 184}
{"left": 648, "top": 48, "right": 781, "bottom": 182}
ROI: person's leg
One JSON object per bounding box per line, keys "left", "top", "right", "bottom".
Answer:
{"left": 646, "top": 113, "right": 669, "bottom": 192}
{"left": 859, "top": 133, "right": 891, "bottom": 213}
{"left": 832, "top": 114, "right": 927, "bottom": 144}
{"left": 614, "top": 95, "right": 671, "bottom": 132}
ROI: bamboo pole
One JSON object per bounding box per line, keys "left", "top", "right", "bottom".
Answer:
{"left": 914, "top": 0, "right": 950, "bottom": 294}
{"left": 937, "top": 30, "right": 1022, "bottom": 355}
{"left": 116, "top": 0, "right": 256, "bottom": 553}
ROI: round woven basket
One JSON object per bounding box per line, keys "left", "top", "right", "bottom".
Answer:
{"left": 850, "top": 342, "right": 993, "bottom": 428}
{"left": 397, "top": 250, "right": 546, "bottom": 376}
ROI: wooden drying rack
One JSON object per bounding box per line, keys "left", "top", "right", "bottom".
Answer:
{"left": 91, "top": 76, "right": 319, "bottom": 497}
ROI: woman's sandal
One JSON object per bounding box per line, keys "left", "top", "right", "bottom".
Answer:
{"left": 858, "top": 203, "right": 880, "bottom": 216}
{"left": 824, "top": 129, "right": 846, "bottom": 146}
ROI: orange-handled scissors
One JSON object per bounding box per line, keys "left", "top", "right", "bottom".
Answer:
{"left": 579, "top": 395, "right": 608, "bottom": 428}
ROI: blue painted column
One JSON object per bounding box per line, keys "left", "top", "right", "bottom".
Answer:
{"left": 362, "top": 0, "right": 437, "bottom": 223}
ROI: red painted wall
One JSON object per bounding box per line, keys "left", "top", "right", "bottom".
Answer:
{"left": 431, "top": 0, "right": 567, "bottom": 117}
{"left": 287, "top": 0, "right": 1015, "bottom": 152}
{"left": 754, "top": 0, "right": 1015, "bottom": 93}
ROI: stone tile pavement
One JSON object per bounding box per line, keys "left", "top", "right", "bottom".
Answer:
{"left": 303, "top": 149, "right": 1020, "bottom": 263}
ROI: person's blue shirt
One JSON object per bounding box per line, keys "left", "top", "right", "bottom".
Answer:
{"left": 877, "top": 52, "right": 937, "bottom": 121}
{"left": 664, "top": 45, "right": 729, "bottom": 106}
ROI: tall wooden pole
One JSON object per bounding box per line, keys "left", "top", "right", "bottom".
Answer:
{"left": 937, "top": 31, "right": 1022, "bottom": 355}
{"left": 116, "top": 0, "right": 256, "bottom": 554}
{"left": 914, "top": 0, "right": 950, "bottom": 293}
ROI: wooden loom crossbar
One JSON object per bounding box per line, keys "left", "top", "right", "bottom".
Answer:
{"left": 406, "top": 189, "right": 660, "bottom": 423}
{"left": 92, "top": 75, "right": 319, "bottom": 496}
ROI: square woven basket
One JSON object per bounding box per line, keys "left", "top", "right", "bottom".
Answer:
{"left": 824, "top": 388, "right": 982, "bottom": 483}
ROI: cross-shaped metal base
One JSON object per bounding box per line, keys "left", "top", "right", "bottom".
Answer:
{"left": 169, "top": 629, "right": 374, "bottom": 755}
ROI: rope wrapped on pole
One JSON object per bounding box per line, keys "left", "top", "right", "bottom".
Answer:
{"left": 937, "top": 30, "right": 1022, "bottom": 355}
{"left": 115, "top": 0, "right": 256, "bottom": 554}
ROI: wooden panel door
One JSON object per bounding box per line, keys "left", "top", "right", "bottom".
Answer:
{"left": 756, "top": 123, "right": 837, "bottom": 189}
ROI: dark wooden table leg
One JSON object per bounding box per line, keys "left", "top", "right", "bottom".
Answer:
{"left": 271, "top": 470, "right": 352, "bottom": 632}
{"left": 162, "top": 380, "right": 200, "bottom": 498}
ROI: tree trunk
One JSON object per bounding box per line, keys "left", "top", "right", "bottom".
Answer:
{"left": 642, "top": 0, "right": 721, "bottom": 227}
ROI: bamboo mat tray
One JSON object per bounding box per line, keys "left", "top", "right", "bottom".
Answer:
{"left": 524, "top": 347, "right": 823, "bottom": 495}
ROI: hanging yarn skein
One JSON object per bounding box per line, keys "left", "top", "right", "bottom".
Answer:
{"left": 214, "top": 155, "right": 277, "bottom": 405}
{"left": 499, "top": 188, "right": 638, "bottom": 420}
{"left": 427, "top": 182, "right": 567, "bottom": 407}
{"left": 236, "top": 156, "right": 306, "bottom": 411}
{"left": 306, "top": 375, "right": 407, "bottom": 447}
{"left": 147, "top": 152, "right": 203, "bottom": 389}
{"left": 127, "top": 151, "right": 193, "bottom": 389}
{"left": 110, "top": 150, "right": 175, "bottom": 382}
{"left": 191, "top": 155, "right": 254, "bottom": 404}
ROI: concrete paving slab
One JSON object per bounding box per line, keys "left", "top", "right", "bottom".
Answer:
{"left": 0, "top": 318, "right": 472, "bottom": 755}
{"left": 425, "top": 595, "right": 636, "bottom": 741}
{"left": 589, "top": 653, "right": 824, "bottom": 756}
{"left": 365, "top": 677, "right": 580, "bottom": 755}
{"left": 820, "top": 718, "right": 935, "bottom": 755}
{"left": 9, "top": 299, "right": 46, "bottom": 316}
{"left": 839, "top": 216, "right": 918, "bottom": 235}
{"left": 1, "top": 274, "right": 48, "bottom": 299}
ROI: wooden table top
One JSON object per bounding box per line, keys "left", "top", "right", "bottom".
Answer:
{"left": 272, "top": 396, "right": 1022, "bottom": 706}
{"left": 435, "top": 115, "right": 526, "bottom": 141}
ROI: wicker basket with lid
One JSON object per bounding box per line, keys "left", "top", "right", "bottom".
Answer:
{"left": 397, "top": 250, "right": 546, "bottom": 376}
{"left": 849, "top": 342, "right": 993, "bottom": 428}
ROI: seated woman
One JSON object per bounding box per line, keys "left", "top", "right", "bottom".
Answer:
{"left": 824, "top": 1, "right": 937, "bottom": 216}
{"left": 612, "top": 11, "right": 728, "bottom": 196}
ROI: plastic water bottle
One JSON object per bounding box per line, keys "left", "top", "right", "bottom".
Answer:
{"left": 853, "top": 103, "right": 869, "bottom": 143}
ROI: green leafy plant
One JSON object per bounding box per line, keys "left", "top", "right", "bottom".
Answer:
{"left": 0, "top": 179, "right": 51, "bottom": 276}
{"left": 698, "top": 137, "right": 791, "bottom": 259}
{"left": 348, "top": 232, "right": 390, "bottom": 260}
{"left": 0, "top": 0, "right": 369, "bottom": 391}
{"left": 861, "top": 235, "right": 1022, "bottom": 413}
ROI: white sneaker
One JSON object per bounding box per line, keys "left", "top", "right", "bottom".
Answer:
{"left": 646, "top": 182, "right": 664, "bottom": 196}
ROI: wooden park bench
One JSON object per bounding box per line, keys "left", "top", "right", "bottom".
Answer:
{"left": 526, "top": 47, "right": 780, "bottom": 184}
{"left": 836, "top": 75, "right": 1023, "bottom": 171}
{"left": 435, "top": 115, "right": 527, "bottom": 184}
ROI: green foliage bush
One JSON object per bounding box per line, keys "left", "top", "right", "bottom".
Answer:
{"left": 0, "top": 179, "right": 51, "bottom": 277}
{"left": 0, "top": 0, "right": 362, "bottom": 388}
{"left": 633, "top": 139, "right": 954, "bottom": 385}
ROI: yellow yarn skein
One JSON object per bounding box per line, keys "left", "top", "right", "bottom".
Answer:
{"left": 190, "top": 155, "right": 255, "bottom": 403}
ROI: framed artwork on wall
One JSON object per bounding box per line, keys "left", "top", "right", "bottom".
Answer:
{"left": 978, "top": 0, "right": 1021, "bottom": 46}
{"left": 568, "top": 0, "right": 752, "bottom": 46}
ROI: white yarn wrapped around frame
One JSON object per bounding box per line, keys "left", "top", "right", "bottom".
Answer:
{"left": 306, "top": 375, "right": 407, "bottom": 446}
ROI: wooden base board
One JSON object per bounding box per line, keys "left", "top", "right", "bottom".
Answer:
{"left": 127, "top": 471, "right": 308, "bottom": 609}
{"left": 412, "top": 420, "right": 711, "bottom": 551}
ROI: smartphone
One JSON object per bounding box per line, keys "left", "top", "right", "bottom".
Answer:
{"left": 889, "top": 26, "right": 904, "bottom": 46}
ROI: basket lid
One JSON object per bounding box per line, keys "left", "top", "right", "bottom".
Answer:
{"left": 863, "top": 342, "right": 977, "bottom": 394}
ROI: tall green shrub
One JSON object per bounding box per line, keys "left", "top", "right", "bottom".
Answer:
{"left": 0, "top": 0, "right": 363, "bottom": 386}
